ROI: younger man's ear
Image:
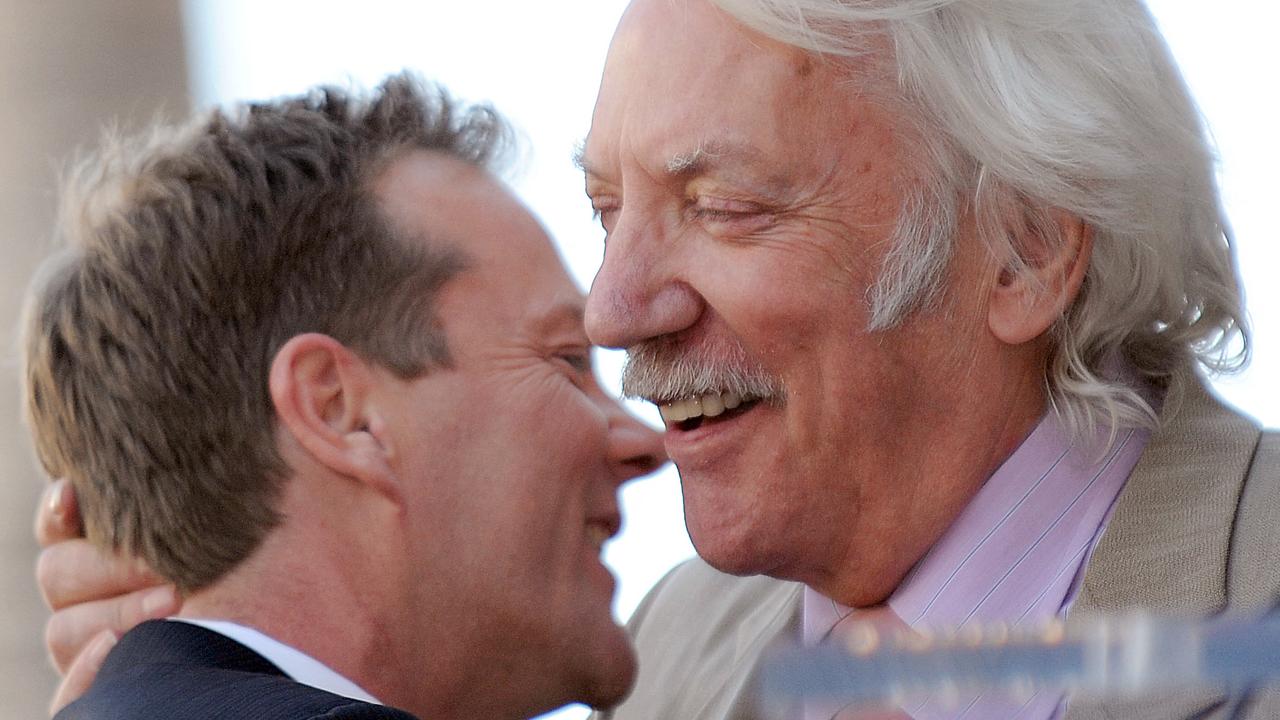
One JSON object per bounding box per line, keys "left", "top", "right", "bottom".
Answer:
{"left": 268, "top": 333, "right": 400, "bottom": 504}
{"left": 987, "top": 208, "right": 1093, "bottom": 346}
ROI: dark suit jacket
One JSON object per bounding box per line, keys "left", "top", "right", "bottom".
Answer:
{"left": 54, "top": 620, "right": 418, "bottom": 720}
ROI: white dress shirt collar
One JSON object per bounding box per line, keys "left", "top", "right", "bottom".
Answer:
{"left": 172, "top": 618, "right": 381, "bottom": 705}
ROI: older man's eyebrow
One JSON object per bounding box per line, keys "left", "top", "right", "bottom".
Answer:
{"left": 664, "top": 141, "right": 796, "bottom": 199}
{"left": 664, "top": 140, "right": 768, "bottom": 178}
{"left": 575, "top": 138, "right": 776, "bottom": 188}
{"left": 572, "top": 141, "right": 598, "bottom": 176}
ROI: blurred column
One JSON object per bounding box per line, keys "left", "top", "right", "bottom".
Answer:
{"left": 0, "top": 0, "right": 188, "bottom": 715}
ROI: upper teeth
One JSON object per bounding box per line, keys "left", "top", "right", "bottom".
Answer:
{"left": 659, "top": 391, "right": 743, "bottom": 424}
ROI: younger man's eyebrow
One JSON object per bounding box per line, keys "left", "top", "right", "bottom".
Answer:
{"left": 533, "top": 298, "right": 588, "bottom": 338}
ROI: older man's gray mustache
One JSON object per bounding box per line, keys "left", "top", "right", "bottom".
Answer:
{"left": 621, "top": 338, "right": 786, "bottom": 425}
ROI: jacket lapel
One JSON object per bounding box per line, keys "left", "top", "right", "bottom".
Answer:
{"left": 717, "top": 584, "right": 804, "bottom": 720}
{"left": 1065, "top": 375, "right": 1261, "bottom": 720}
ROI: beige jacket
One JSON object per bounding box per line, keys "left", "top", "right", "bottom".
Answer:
{"left": 596, "top": 378, "right": 1280, "bottom": 720}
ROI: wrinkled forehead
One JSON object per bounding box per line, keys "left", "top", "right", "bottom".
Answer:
{"left": 598, "top": 0, "right": 815, "bottom": 107}
{"left": 609, "top": 0, "right": 776, "bottom": 67}
{"left": 586, "top": 0, "right": 898, "bottom": 170}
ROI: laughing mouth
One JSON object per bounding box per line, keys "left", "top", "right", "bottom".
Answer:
{"left": 656, "top": 391, "right": 761, "bottom": 431}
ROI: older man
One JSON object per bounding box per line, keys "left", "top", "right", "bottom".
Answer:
{"left": 576, "top": 1, "right": 1280, "bottom": 719}
{"left": 24, "top": 74, "right": 663, "bottom": 720}
{"left": 36, "top": 1, "right": 1280, "bottom": 719}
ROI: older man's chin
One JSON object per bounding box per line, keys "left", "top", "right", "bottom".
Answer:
{"left": 676, "top": 473, "right": 790, "bottom": 580}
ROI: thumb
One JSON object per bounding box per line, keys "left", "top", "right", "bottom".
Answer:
{"left": 49, "top": 629, "right": 116, "bottom": 716}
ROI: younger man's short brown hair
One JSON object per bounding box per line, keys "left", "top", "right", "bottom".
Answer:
{"left": 23, "top": 73, "right": 509, "bottom": 592}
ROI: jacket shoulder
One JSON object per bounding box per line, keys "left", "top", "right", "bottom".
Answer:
{"left": 58, "top": 668, "right": 416, "bottom": 720}
{"left": 629, "top": 558, "right": 797, "bottom": 628}
{"left": 54, "top": 621, "right": 418, "bottom": 720}
{"left": 1227, "top": 428, "right": 1280, "bottom": 607}
{"left": 602, "top": 558, "right": 801, "bottom": 720}
{"left": 1076, "top": 376, "right": 1263, "bottom": 615}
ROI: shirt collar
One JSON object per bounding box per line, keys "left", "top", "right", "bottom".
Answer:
{"left": 172, "top": 618, "right": 381, "bottom": 705}
{"left": 804, "top": 403, "right": 1150, "bottom": 643}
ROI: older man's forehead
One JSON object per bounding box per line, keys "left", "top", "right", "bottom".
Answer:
{"left": 583, "top": 13, "right": 887, "bottom": 186}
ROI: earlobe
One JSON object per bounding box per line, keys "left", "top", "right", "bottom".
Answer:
{"left": 269, "top": 334, "right": 402, "bottom": 505}
{"left": 987, "top": 208, "right": 1093, "bottom": 346}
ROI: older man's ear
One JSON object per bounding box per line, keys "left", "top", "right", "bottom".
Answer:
{"left": 268, "top": 333, "right": 401, "bottom": 505}
{"left": 986, "top": 208, "right": 1094, "bottom": 346}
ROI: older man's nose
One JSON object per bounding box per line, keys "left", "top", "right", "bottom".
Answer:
{"left": 585, "top": 229, "right": 702, "bottom": 349}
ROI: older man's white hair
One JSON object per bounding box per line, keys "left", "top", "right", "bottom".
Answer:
{"left": 710, "top": 0, "right": 1248, "bottom": 440}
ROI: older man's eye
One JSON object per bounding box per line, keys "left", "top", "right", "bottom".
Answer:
{"left": 691, "top": 206, "right": 741, "bottom": 222}
{"left": 589, "top": 199, "right": 620, "bottom": 231}
{"left": 691, "top": 194, "right": 757, "bottom": 216}
{"left": 688, "top": 199, "right": 774, "bottom": 232}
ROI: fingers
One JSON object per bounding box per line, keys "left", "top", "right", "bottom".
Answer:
{"left": 49, "top": 630, "right": 117, "bottom": 716}
{"left": 36, "top": 540, "right": 163, "bottom": 610}
{"left": 45, "top": 585, "right": 179, "bottom": 674}
{"left": 35, "top": 479, "right": 83, "bottom": 547}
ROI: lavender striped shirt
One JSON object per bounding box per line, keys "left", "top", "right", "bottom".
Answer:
{"left": 802, "top": 408, "right": 1150, "bottom": 719}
